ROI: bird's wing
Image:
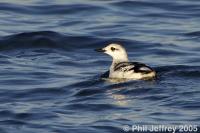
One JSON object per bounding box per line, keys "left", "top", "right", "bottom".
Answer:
{"left": 114, "top": 62, "right": 154, "bottom": 74}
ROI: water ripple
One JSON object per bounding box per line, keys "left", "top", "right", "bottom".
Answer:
{"left": 0, "top": 0, "right": 200, "bottom": 133}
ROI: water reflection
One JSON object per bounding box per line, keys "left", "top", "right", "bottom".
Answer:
{"left": 106, "top": 85, "right": 131, "bottom": 107}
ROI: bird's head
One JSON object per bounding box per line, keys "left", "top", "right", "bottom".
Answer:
{"left": 95, "top": 43, "right": 129, "bottom": 62}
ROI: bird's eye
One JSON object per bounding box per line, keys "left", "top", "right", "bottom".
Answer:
{"left": 111, "top": 47, "right": 115, "bottom": 51}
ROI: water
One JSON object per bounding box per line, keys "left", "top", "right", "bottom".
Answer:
{"left": 0, "top": 0, "right": 200, "bottom": 133}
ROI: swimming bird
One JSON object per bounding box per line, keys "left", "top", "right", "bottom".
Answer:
{"left": 95, "top": 43, "right": 156, "bottom": 80}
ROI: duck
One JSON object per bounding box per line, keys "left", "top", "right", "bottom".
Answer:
{"left": 95, "top": 43, "right": 156, "bottom": 80}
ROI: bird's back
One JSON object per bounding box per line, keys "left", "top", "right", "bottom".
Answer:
{"left": 109, "top": 62, "right": 156, "bottom": 80}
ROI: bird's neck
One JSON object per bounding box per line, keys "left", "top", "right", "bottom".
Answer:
{"left": 111, "top": 57, "right": 129, "bottom": 70}
{"left": 112, "top": 55, "right": 129, "bottom": 64}
{"left": 113, "top": 58, "right": 128, "bottom": 64}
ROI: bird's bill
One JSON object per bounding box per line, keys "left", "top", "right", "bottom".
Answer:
{"left": 95, "top": 48, "right": 106, "bottom": 52}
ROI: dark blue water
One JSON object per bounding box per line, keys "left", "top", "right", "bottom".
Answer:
{"left": 0, "top": 0, "right": 200, "bottom": 133}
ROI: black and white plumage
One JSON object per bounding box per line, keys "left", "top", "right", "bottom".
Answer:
{"left": 95, "top": 43, "right": 156, "bottom": 80}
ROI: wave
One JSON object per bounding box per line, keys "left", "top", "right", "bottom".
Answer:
{"left": 184, "top": 31, "right": 200, "bottom": 37}
{"left": 111, "top": 0, "right": 200, "bottom": 12}
{"left": 99, "top": 65, "right": 200, "bottom": 79}
{"left": 0, "top": 2, "right": 106, "bottom": 15}
{"left": 0, "top": 31, "right": 162, "bottom": 52}
{"left": 0, "top": 31, "right": 105, "bottom": 51}
{"left": 2, "top": 32, "right": 189, "bottom": 57}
